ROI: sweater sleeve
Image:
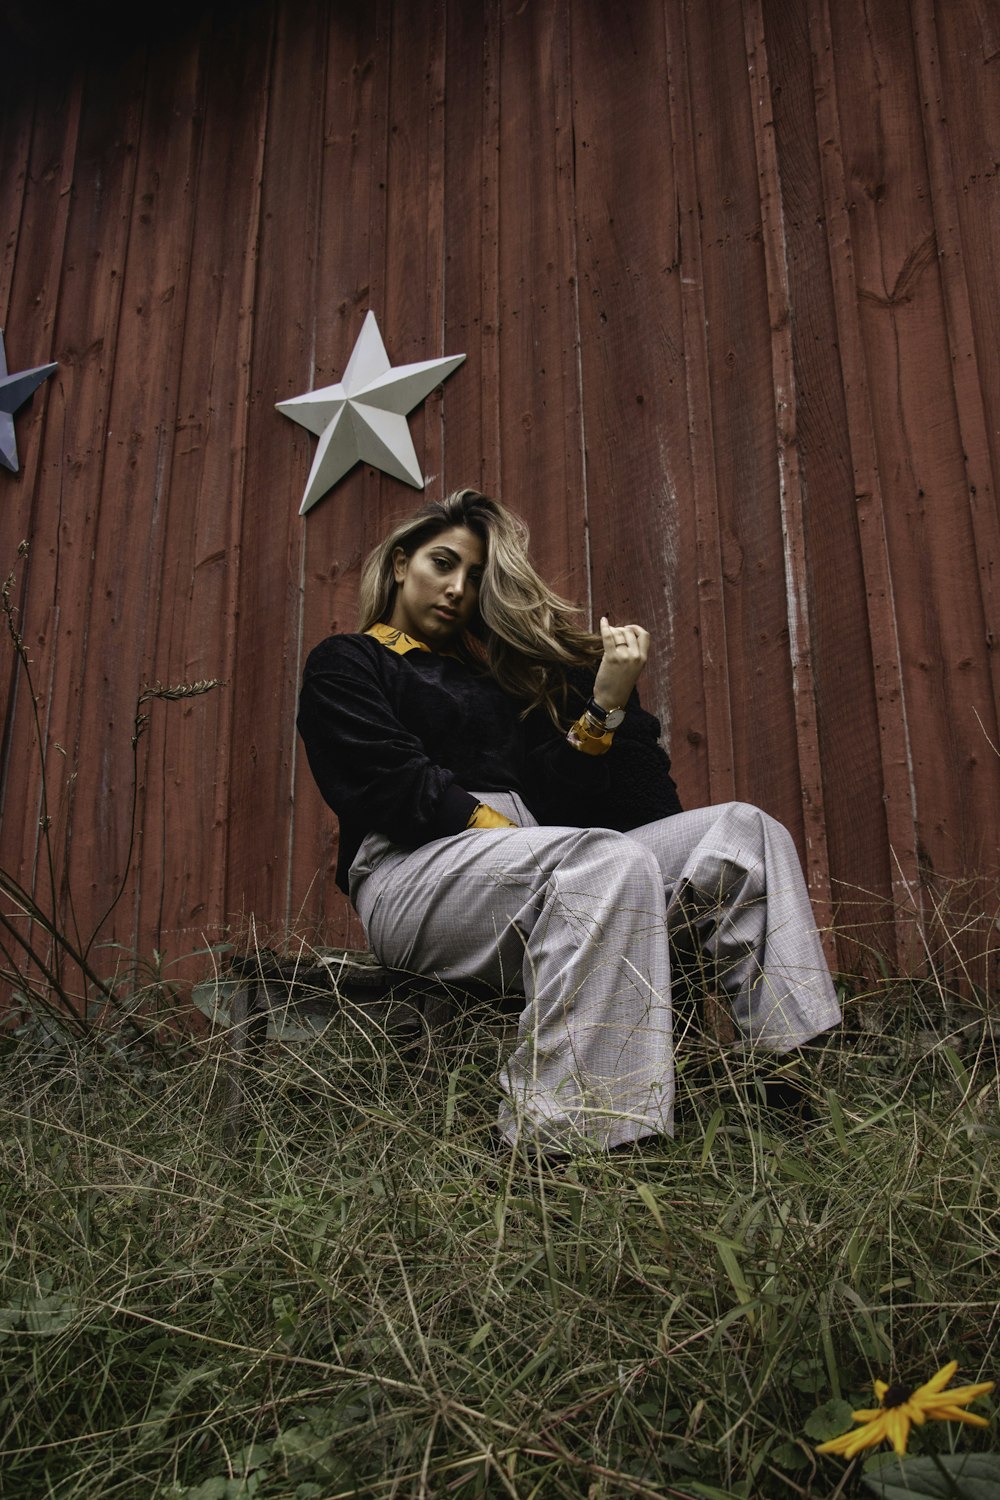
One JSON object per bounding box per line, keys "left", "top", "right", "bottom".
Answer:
{"left": 525, "top": 673, "right": 683, "bottom": 830}
{"left": 296, "top": 636, "right": 479, "bottom": 846}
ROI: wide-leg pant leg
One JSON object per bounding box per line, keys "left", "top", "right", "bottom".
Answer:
{"left": 626, "top": 801, "right": 841, "bottom": 1050}
{"left": 353, "top": 804, "right": 674, "bottom": 1153}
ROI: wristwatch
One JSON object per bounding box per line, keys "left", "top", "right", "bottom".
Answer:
{"left": 585, "top": 697, "right": 626, "bottom": 731}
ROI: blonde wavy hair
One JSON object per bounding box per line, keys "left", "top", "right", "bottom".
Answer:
{"left": 357, "top": 489, "right": 600, "bottom": 719}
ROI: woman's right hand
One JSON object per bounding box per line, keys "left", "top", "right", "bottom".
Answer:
{"left": 592, "top": 616, "right": 650, "bottom": 710}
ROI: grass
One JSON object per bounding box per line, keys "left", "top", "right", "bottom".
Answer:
{"left": 0, "top": 967, "right": 997, "bottom": 1500}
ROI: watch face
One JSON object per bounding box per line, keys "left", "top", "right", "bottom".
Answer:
{"left": 604, "top": 708, "right": 625, "bottom": 730}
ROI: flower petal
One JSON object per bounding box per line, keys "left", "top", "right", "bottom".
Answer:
{"left": 844, "top": 1420, "right": 891, "bottom": 1458}
{"left": 815, "top": 1431, "right": 860, "bottom": 1456}
{"left": 885, "top": 1409, "right": 911, "bottom": 1455}
{"left": 917, "top": 1380, "right": 995, "bottom": 1408}
{"left": 916, "top": 1361, "right": 959, "bottom": 1396}
{"left": 923, "top": 1407, "right": 991, "bottom": 1428}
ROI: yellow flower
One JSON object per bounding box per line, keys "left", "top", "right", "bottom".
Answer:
{"left": 816, "top": 1361, "right": 994, "bottom": 1459}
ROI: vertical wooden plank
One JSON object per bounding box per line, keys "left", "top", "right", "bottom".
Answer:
{"left": 0, "top": 84, "right": 35, "bottom": 328}
{"left": 663, "top": 0, "right": 736, "bottom": 809}
{"left": 567, "top": 0, "right": 687, "bottom": 748}
{"left": 0, "top": 70, "right": 84, "bottom": 952}
{"left": 442, "top": 0, "right": 503, "bottom": 493}
{"left": 5, "top": 60, "right": 144, "bottom": 972}
{"left": 224, "top": 0, "right": 329, "bottom": 942}
{"left": 375, "top": 0, "right": 450, "bottom": 519}
{"left": 929, "top": 0, "right": 1000, "bottom": 524}
{"left": 921, "top": 0, "right": 1000, "bottom": 992}
{"left": 0, "top": 75, "right": 37, "bottom": 827}
{"left": 807, "top": 0, "right": 921, "bottom": 955}
{"left": 912, "top": 0, "right": 1000, "bottom": 720}
{"left": 742, "top": 0, "right": 833, "bottom": 940}
{"left": 495, "top": 0, "right": 586, "bottom": 603}
{"left": 139, "top": 7, "right": 275, "bottom": 962}
{"left": 481, "top": 0, "right": 503, "bottom": 495}
{"left": 822, "top": 0, "right": 999, "bottom": 912}
{"left": 756, "top": 0, "right": 896, "bottom": 962}
{"left": 132, "top": 16, "right": 219, "bottom": 961}
{"left": 62, "top": 35, "right": 205, "bottom": 957}
{"left": 0, "top": 76, "right": 80, "bottom": 559}
{"left": 287, "top": 0, "right": 390, "bottom": 951}
{"left": 686, "top": 0, "right": 806, "bottom": 831}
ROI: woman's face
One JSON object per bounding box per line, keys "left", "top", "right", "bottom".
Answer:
{"left": 388, "top": 525, "right": 486, "bottom": 646}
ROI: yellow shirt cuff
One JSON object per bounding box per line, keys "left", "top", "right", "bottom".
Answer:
{"left": 467, "top": 802, "right": 518, "bottom": 830}
{"left": 566, "top": 714, "right": 614, "bottom": 756}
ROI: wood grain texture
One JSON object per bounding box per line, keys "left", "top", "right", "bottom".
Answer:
{"left": 569, "top": 0, "right": 686, "bottom": 753}
{"left": 0, "top": 63, "right": 84, "bottom": 962}
{"left": 743, "top": 0, "right": 833, "bottom": 941}
{"left": 287, "top": 0, "right": 388, "bottom": 951}
{"left": 826, "top": 0, "right": 998, "bottom": 929}
{"left": 63, "top": 35, "right": 205, "bottom": 966}
{"left": 664, "top": 0, "right": 735, "bottom": 810}
{"left": 2, "top": 0, "right": 999, "bottom": 990}
{"left": 495, "top": 0, "right": 587, "bottom": 603}
{"left": 761, "top": 0, "right": 896, "bottom": 957}
{"left": 5, "top": 57, "right": 143, "bottom": 977}
{"left": 689, "top": 0, "right": 803, "bottom": 835}
{"left": 913, "top": 0, "right": 1000, "bottom": 730}
{"left": 441, "top": 0, "right": 503, "bottom": 493}
{"left": 144, "top": 7, "right": 275, "bottom": 960}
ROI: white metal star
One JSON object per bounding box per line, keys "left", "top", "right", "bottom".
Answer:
{"left": 276, "top": 311, "right": 465, "bottom": 515}
{"left": 0, "top": 330, "right": 58, "bottom": 474}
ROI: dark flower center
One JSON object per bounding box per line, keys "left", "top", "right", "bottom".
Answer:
{"left": 882, "top": 1383, "right": 914, "bottom": 1408}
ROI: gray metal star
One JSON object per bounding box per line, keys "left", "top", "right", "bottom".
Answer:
{"left": 0, "top": 329, "right": 57, "bottom": 474}
{"left": 276, "top": 311, "right": 465, "bottom": 515}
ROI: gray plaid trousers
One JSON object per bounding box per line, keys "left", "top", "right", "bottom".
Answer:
{"left": 350, "top": 796, "right": 841, "bottom": 1152}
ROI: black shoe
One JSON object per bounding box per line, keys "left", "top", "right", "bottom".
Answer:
{"left": 751, "top": 1060, "right": 814, "bottom": 1122}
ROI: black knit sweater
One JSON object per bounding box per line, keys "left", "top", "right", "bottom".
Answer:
{"left": 297, "top": 632, "right": 682, "bottom": 893}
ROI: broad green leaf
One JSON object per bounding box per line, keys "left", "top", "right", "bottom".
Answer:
{"left": 804, "top": 1397, "right": 855, "bottom": 1441}
{"left": 184, "top": 1481, "right": 228, "bottom": 1500}
{"left": 772, "top": 1441, "right": 811, "bottom": 1470}
{"left": 861, "top": 1453, "right": 1000, "bottom": 1500}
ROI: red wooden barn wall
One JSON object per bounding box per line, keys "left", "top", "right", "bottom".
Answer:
{"left": 0, "top": 0, "right": 998, "bottom": 984}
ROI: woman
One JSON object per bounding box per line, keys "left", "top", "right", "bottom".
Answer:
{"left": 297, "top": 489, "right": 840, "bottom": 1156}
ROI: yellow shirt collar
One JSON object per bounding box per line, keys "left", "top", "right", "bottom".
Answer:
{"left": 366, "top": 623, "right": 432, "bottom": 655}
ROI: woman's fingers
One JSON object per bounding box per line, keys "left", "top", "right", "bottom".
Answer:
{"left": 594, "top": 617, "right": 651, "bottom": 708}
{"left": 600, "top": 616, "right": 650, "bottom": 659}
